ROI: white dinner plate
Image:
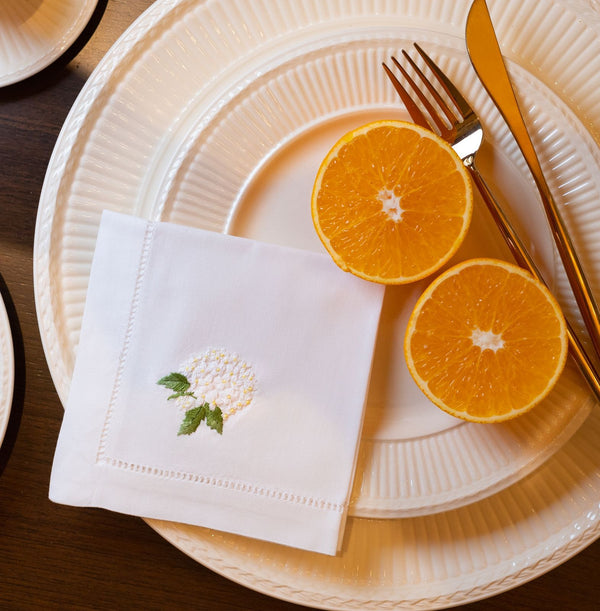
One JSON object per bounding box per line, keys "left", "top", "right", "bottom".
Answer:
{"left": 34, "top": 0, "right": 600, "bottom": 608}
{"left": 0, "top": 294, "right": 14, "bottom": 446}
{"left": 0, "top": 0, "right": 98, "bottom": 87}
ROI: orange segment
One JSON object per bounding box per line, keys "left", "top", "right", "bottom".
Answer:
{"left": 311, "top": 120, "right": 473, "bottom": 284}
{"left": 404, "top": 258, "right": 568, "bottom": 422}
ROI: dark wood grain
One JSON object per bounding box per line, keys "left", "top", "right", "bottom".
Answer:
{"left": 0, "top": 1, "right": 599, "bottom": 609}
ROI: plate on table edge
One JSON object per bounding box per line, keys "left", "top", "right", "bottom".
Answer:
{"left": 0, "top": 294, "right": 14, "bottom": 446}
{"left": 33, "top": 0, "right": 600, "bottom": 608}
{"left": 0, "top": 0, "right": 98, "bottom": 87}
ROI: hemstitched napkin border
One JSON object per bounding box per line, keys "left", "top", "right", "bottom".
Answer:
{"left": 49, "top": 211, "right": 385, "bottom": 555}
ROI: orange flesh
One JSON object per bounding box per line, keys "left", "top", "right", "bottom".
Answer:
{"left": 312, "top": 121, "right": 472, "bottom": 284}
{"left": 405, "top": 259, "right": 568, "bottom": 422}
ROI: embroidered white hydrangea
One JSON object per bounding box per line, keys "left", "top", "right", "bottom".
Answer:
{"left": 157, "top": 348, "right": 257, "bottom": 435}
{"left": 177, "top": 349, "right": 256, "bottom": 421}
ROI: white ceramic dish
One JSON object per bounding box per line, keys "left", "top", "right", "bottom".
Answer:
{"left": 0, "top": 295, "right": 14, "bottom": 446}
{"left": 0, "top": 0, "right": 98, "bottom": 87}
{"left": 34, "top": 0, "right": 600, "bottom": 608}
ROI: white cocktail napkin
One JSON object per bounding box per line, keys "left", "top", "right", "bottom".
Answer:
{"left": 49, "top": 211, "right": 384, "bottom": 555}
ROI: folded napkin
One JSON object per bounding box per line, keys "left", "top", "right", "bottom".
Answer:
{"left": 49, "top": 211, "right": 384, "bottom": 555}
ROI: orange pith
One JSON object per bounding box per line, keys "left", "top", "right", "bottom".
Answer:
{"left": 404, "top": 258, "right": 568, "bottom": 423}
{"left": 311, "top": 120, "right": 473, "bottom": 284}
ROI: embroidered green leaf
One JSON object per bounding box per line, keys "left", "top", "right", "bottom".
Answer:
{"left": 206, "top": 405, "right": 224, "bottom": 435}
{"left": 157, "top": 372, "right": 190, "bottom": 395}
{"left": 178, "top": 404, "right": 209, "bottom": 436}
{"left": 176, "top": 402, "right": 224, "bottom": 436}
{"left": 158, "top": 369, "right": 226, "bottom": 436}
{"left": 167, "top": 390, "right": 196, "bottom": 400}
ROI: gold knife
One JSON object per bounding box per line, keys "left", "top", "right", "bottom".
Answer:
{"left": 465, "top": 0, "right": 600, "bottom": 360}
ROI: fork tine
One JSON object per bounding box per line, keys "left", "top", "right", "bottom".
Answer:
{"left": 382, "top": 62, "right": 431, "bottom": 131}
{"left": 413, "top": 43, "right": 472, "bottom": 119}
{"left": 399, "top": 50, "right": 458, "bottom": 126}
{"left": 392, "top": 57, "right": 448, "bottom": 136}
{"left": 388, "top": 56, "right": 450, "bottom": 136}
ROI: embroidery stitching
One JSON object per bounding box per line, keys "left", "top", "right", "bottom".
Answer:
{"left": 96, "top": 219, "right": 157, "bottom": 462}
{"left": 157, "top": 348, "right": 257, "bottom": 435}
{"left": 97, "top": 455, "right": 346, "bottom": 514}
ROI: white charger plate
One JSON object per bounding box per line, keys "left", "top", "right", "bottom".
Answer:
{"left": 34, "top": 0, "right": 600, "bottom": 607}
{"left": 0, "top": 0, "right": 98, "bottom": 87}
{"left": 0, "top": 295, "right": 14, "bottom": 446}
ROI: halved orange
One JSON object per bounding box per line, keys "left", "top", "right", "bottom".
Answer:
{"left": 404, "top": 258, "right": 568, "bottom": 422}
{"left": 311, "top": 120, "right": 473, "bottom": 284}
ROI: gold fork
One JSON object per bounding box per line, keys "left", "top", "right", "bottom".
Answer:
{"left": 383, "top": 44, "right": 600, "bottom": 402}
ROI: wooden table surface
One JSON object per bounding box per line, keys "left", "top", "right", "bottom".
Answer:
{"left": 1, "top": 1, "right": 599, "bottom": 608}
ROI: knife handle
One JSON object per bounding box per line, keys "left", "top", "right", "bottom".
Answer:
{"left": 466, "top": 160, "right": 600, "bottom": 403}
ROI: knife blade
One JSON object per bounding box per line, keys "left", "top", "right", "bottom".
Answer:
{"left": 465, "top": 0, "right": 600, "bottom": 361}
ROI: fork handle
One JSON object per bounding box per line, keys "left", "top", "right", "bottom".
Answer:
{"left": 466, "top": 159, "right": 600, "bottom": 403}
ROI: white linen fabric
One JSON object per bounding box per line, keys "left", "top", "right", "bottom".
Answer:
{"left": 49, "top": 211, "right": 384, "bottom": 555}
